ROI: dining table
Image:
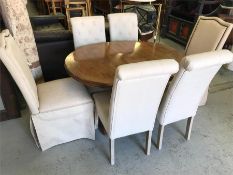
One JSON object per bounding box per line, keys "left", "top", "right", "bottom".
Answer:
{"left": 65, "top": 41, "right": 184, "bottom": 87}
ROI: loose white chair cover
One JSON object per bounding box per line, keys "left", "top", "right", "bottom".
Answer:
{"left": 93, "top": 59, "right": 179, "bottom": 165}
{"left": 71, "top": 16, "right": 106, "bottom": 48}
{"left": 108, "top": 13, "right": 138, "bottom": 41}
{"left": 0, "top": 30, "right": 95, "bottom": 151}
{"left": 156, "top": 50, "right": 233, "bottom": 150}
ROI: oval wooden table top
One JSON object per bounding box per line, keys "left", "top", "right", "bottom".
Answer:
{"left": 65, "top": 41, "right": 184, "bottom": 87}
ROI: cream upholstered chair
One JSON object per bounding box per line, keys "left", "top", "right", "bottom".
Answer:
{"left": 71, "top": 16, "right": 106, "bottom": 48}
{"left": 0, "top": 30, "right": 95, "bottom": 151}
{"left": 185, "top": 16, "right": 233, "bottom": 56}
{"left": 108, "top": 13, "right": 138, "bottom": 41}
{"left": 185, "top": 16, "right": 233, "bottom": 106}
{"left": 156, "top": 50, "right": 233, "bottom": 150}
{"left": 93, "top": 59, "right": 179, "bottom": 165}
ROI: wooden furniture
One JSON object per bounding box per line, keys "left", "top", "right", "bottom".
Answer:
{"left": 162, "top": 0, "right": 221, "bottom": 45}
{"left": 44, "top": 0, "right": 64, "bottom": 14}
{"left": 65, "top": 0, "right": 86, "bottom": 30}
{"left": 65, "top": 41, "right": 183, "bottom": 87}
{"left": 92, "top": 0, "right": 120, "bottom": 15}
{"left": 65, "top": 0, "right": 92, "bottom": 30}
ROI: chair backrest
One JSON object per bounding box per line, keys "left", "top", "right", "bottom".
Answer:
{"left": 108, "top": 13, "right": 138, "bottom": 41}
{"left": 185, "top": 16, "right": 233, "bottom": 56}
{"left": 157, "top": 50, "right": 233, "bottom": 126}
{"left": 71, "top": 16, "right": 106, "bottom": 48}
{"left": 108, "top": 59, "right": 179, "bottom": 139}
{"left": 0, "top": 30, "right": 39, "bottom": 114}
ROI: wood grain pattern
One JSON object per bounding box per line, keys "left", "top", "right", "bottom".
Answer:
{"left": 65, "top": 41, "right": 183, "bottom": 87}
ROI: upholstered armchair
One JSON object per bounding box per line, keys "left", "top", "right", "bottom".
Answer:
{"left": 156, "top": 50, "right": 233, "bottom": 150}
{"left": 71, "top": 16, "right": 106, "bottom": 48}
{"left": 0, "top": 30, "right": 95, "bottom": 151}
{"left": 108, "top": 13, "right": 138, "bottom": 41}
{"left": 93, "top": 59, "right": 179, "bottom": 165}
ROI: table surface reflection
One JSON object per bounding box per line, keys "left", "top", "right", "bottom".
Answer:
{"left": 65, "top": 41, "right": 183, "bottom": 87}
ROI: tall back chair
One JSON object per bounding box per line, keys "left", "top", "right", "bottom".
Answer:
{"left": 93, "top": 59, "right": 179, "bottom": 165}
{"left": 156, "top": 50, "right": 233, "bottom": 150}
{"left": 185, "top": 16, "right": 233, "bottom": 105}
{"left": 0, "top": 30, "right": 95, "bottom": 151}
{"left": 71, "top": 16, "right": 106, "bottom": 48}
{"left": 108, "top": 13, "right": 138, "bottom": 41}
{"left": 185, "top": 16, "right": 233, "bottom": 56}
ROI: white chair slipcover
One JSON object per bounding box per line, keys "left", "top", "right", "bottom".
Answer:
{"left": 93, "top": 59, "right": 179, "bottom": 165}
{"left": 108, "top": 13, "right": 138, "bottom": 41}
{"left": 0, "top": 30, "right": 95, "bottom": 151}
{"left": 156, "top": 50, "right": 233, "bottom": 150}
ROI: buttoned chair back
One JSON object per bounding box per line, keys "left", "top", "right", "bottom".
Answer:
{"left": 185, "top": 16, "right": 233, "bottom": 56}
{"left": 0, "top": 30, "right": 95, "bottom": 151}
{"left": 156, "top": 50, "right": 233, "bottom": 150}
{"left": 71, "top": 16, "right": 106, "bottom": 48}
{"left": 108, "top": 13, "right": 138, "bottom": 41}
{"left": 0, "top": 30, "right": 39, "bottom": 114}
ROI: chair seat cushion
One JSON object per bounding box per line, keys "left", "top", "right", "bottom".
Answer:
{"left": 93, "top": 91, "right": 111, "bottom": 133}
{"left": 38, "top": 77, "right": 92, "bottom": 113}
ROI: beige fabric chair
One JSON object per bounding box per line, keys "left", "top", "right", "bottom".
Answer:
{"left": 185, "top": 16, "right": 233, "bottom": 106}
{"left": 0, "top": 0, "right": 42, "bottom": 79}
{"left": 0, "top": 30, "right": 95, "bottom": 151}
{"left": 108, "top": 13, "right": 138, "bottom": 41}
{"left": 71, "top": 16, "right": 106, "bottom": 48}
{"left": 93, "top": 59, "right": 179, "bottom": 165}
{"left": 156, "top": 50, "right": 233, "bottom": 150}
{"left": 185, "top": 16, "right": 233, "bottom": 56}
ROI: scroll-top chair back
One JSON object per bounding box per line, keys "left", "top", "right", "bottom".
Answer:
{"left": 93, "top": 59, "right": 178, "bottom": 164}
{"left": 0, "top": 30, "right": 39, "bottom": 114}
{"left": 108, "top": 13, "right": 138, "bottom": 41}
{"left": 158, "top": 50, "right": 233, "bottom": 126}
{"left": 156, "top": 50, "right": 233, "bottom": 150}
{"left": 109, "top": 59, "right": 179, "bottom": 139}
{"left": 71, "top": 16, "right": 106, "bottom": 48}
{"left": 185, "top": 16, "right": 233, "bottom": 56}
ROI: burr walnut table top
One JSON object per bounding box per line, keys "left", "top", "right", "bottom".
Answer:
{"left": 65, "top": 41, "right": 183, "bottom": 87}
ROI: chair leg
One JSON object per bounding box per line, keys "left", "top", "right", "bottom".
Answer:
{"left": 199, "top": 88, "right": 208, "bottom": 106}
{"left": 94, "top": 109, "right": 98, "bottom": 129}
{"left": 185, "top": 117, "right": 194, "bottom": 140}
{"left": 110, "top": 139, "right": 115, "bottom": 165}
{"left": 157, "top": 124, "right": 165, "bottom": 150}
{"left": 146, "top": 131, "right": 152, "bottom": 155}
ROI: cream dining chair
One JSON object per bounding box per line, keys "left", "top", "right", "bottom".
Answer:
{"left": 71, "top": 16, "right": 106, "bottom": 48}
{"left": 184, "top": 16, "right": 233, "bottom": 105}
{"left": 156, "top": 50, "right": 233, "bottom": 150}
{"left": 93, "top": 59, "right": 179, "bottom": 165}
{"left": 0, "top": 30, "right": 95, "bottom": 151}
{"left": 108, "top": 13, "right": 138, "bottom": 41}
